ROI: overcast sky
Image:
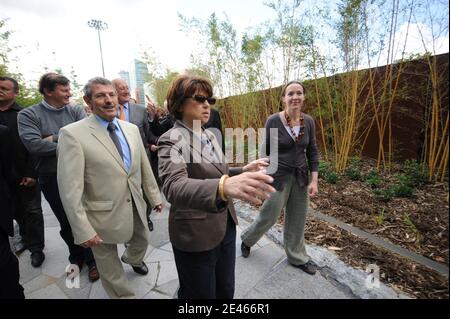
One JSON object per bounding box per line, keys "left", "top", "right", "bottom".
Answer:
{"left": 1, "top": 0, "right": 448, "bottom": 92}
{"left": 0, "top": 0, "right": 274, "bottom": 86}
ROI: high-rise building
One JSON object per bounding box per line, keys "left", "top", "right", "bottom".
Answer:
{"left": 118, "top": 70, "right": 130, "bottom": 88}
{"left": 129, "top": 59, "right": 149, "bottom": 104}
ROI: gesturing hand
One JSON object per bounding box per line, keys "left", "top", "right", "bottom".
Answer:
{"left": 243, "top": 158, "right": 270, "bottom": 172}
{"left": 146, "top": 95, "right": 157, "bottom": 117}
{"left": 224, "top": 171, "right": 276, "bottom": 206}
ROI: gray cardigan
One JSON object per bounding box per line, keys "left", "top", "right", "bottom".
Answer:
{"left": 261, "top": 112, "right": 320, "bottom": 191}
{"left": 18, "top": 102, "right": 86, "bottom": 175}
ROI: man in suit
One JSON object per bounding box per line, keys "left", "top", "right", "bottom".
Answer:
{"left": 0, "top": 124, "right": 25, "bottom": 299}
{"left": 57, "top": 77, "right": 163, "bottom": 299}
{"left": 112, "top": 78, "right": 155, "bottom": 231}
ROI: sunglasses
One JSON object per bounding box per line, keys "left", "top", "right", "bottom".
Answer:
{"left": 189, "top": 95, "right": 217, "bottom": 105}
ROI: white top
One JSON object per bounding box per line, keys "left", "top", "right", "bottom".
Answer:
{"left": 284, "top": 124, "right": 301, "bottom": 140}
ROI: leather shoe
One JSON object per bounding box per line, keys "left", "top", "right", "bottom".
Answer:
{"left": 31, "top": 251, "right": 45, "bottom": 268}
{"left": 88, "top": 265, "right": 100, "bottom": 282}
{"left": 121, "top": 256, "right": 148, "bottom": 275}
{"left": 241, "top": 242, "right": 251, "bottom": 258}
{"left": 293, "top": 261, "right": 317, "bottom": 275}
{"left": 14, "top": 241, "right": 27, "bottom": 255}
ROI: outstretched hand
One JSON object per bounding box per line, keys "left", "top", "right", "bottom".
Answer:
{"left": 224, "top": 171, "right": 276, "bottom": 206}
{"left": 243, "top": 158, "right": 270, "bottom": 172}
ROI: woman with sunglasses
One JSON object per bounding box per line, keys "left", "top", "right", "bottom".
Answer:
{"left": 157, "top": 74, "right": 276, "bottom": 299}
{"left": 240, "top": 81, "right": 320, "bottom": 275}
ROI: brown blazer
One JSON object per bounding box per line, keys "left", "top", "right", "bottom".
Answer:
{"left": 158, "top": 121, "right": 242, "bottom": 252}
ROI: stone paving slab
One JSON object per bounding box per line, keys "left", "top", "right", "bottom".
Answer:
{"left": 14, "top": 194, "right": 411, "bottom": 299}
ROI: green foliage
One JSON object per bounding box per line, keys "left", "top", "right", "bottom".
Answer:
{"left": 402, "top": 159, "right": 428, "bottom": 188}
{"left": 348, "top": 156, "right": 361, "bottom": 167}
{"left": 345, "top": 156, "right": 362, "bottom": 180}
{"left": 374, "top": 208, "right": 385, "bottom": 226}
{"left": 403, "top": 213, "right": 418, "bottom": 233}
{"left": 373, "top": 188, "right": 394, "bottom": 202}
{"left": 365, "top": 169, "right": 381, "bottom": 188}
{"left": 345, "top": 166, "right": 361, "bottom": 181}
{"left": 325, "top": 171, "right": 339, "bottom": 184}
{"left": 0, "top": 19, "right": 12, "bottom": 75}
{"left": 318, "top": 160, "right": 339, "bottom": 184}
{"left": 336, "top": 0, "right": 367, "bottom": 71}
{"left": 319, "top": 161, "right": 331, "bottom": 178}
{"left": 391, "top": 173, "right": 415, "bottom": 198}
{"left": 152, "top": 70, "right": 180, "bottom": 107}
{"left": 16, "top": 85, "right": 41, "bottom": 107}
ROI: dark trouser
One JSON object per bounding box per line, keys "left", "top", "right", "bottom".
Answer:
{"left": 38, "top": 175, "right": 95, "bottom": 267}
{"left": 173, "top": 214, "right": 236, "bottom": 299}
{"left": 0, "top": 228, "right": 25, "bottom": 299}
{"left": 150, "top": 154, "right": 162, "bottom": 188}
{"left": 13, "top": 183, "right": 45, "bottom": 253}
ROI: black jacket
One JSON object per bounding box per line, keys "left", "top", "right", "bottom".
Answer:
{"left": 0, "top": 102, "right": 37, "bottom": 180}
{"left": 204, "top": 108, "right": 225, "bottom": 152}
{"left": 0, "top": 125, "right": 16, "bottom": 236}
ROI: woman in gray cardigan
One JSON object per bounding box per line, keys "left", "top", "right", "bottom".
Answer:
{"left": 240, "top": 81, "right": 320, "bottom": 275}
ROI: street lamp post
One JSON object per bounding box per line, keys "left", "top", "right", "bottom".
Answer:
{"left": 88, "top": 19, "right": 108, "bottom": 77}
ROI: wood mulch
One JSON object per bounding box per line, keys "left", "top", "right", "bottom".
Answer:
{"left": 274, "top": 157, "right": 449, "bottom": 299}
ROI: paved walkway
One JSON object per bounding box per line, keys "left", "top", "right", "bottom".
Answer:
{"left": 14, "top": 194, "right": 409, "bottom": 299}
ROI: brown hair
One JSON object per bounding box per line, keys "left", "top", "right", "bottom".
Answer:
{"left": 166, "top": 75, "right": 213, "bottom": 120}
{"left": 281, "top": 81, "right": 306, "bottom": 98}
{"left": 38, "top": 72, "right": 70, "bottom": 95}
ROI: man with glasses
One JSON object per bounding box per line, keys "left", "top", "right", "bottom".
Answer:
{"left": 112, "top": 78, "right": 156, "bottom": 231}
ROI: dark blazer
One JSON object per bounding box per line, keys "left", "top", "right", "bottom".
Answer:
{"left": 0, "top": 125, "right": 16, "bottom": 236}
{"left": 128, "top": 103, "right": 150, "bottom": 150}
{"left": 158, "top": 121, "right": 242, "bottom": 252}
{"left": 149, "top": 114, "right": 174, "bottom": 137}
{"left": 0, "top": 102, "right": 37, "bottom": 181}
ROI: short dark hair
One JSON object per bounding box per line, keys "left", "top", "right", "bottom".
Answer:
{"left": 0, "top": 76, "right": 19, "bottom": 93}
{"left": 83, "top": 77, "right": 114, "bottom": 100}
{"left": 166, "top": 75, "right": 213, "bottom": 120}
{"left": 38, "top": 72, "right": 70, "bottom": 95}
{"left": 281, "top": 81, "right": 306, "bottom": 98}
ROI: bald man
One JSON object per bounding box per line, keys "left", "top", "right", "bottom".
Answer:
{"left": 111, "top": 79, "right": 156, "bottom": 231}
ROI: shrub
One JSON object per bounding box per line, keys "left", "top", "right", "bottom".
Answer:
{"left": 373, "top": 188, "right": 394, "bottom": 202}
{"left": 325, "top": 172, "right": 339, "bottom": 184}
{"left": 391, "top": 183, "right": 414, "bottom": 198}
{"left": 345, "top": 156, "right": 362, "bottom": 181}
{"left": 374, "top": 208, "right": 385, "bottom": 226}
{"left": 365, "top": 170, "right": 381, "bottom": 188}
{"left": 319, "top": 161, "right": 331, "bottom": 179}
{"left": 346, "top": 166, "right": 361, "bottom": 181}
{"left": 403, "top": 159, "right": 428, "bottom": 188}
{"left": 392, "top": 173, "right": 415, "bottom": 197}
{"left": 349, "top": 156, "right": 361, "bottom": 168}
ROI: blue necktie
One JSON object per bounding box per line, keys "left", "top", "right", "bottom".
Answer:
{"left": 107, "top": 122, "right": 124, "bottom": 160}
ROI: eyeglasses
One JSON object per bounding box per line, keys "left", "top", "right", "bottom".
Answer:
{"left": 188, "top": 95, "right": 217, "bottom": 105}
